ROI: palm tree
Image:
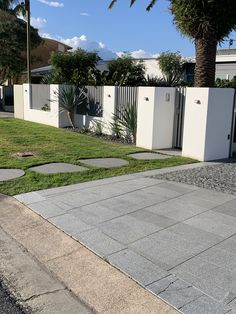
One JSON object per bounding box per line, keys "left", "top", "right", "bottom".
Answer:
{"left": 0, "top": 0, "right": 25, "bottom": 16}
{"left": 109, "top": 0, "right": 236, "bottom": 87}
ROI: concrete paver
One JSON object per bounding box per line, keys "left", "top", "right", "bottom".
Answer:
{"left": 108, "top": 249, "right": 169, "bottom": 286}
{"left": 29, "top": 162, "right": 88, "bottom": 174}
{"left": 80, "top": 157, "right": 129, "bottom": 168}
{"left": 0, "top": 111, "right": 14, "bottom": 118}
{"left": 0, "top": 169, "right": 25, "bottom": 181}
{"left": 128, "top": 152, "right": 171, "bottom": 160}
{"left": 147, "top": 275, "right": 204, "bottom": 310}
{"left": 15, "top": 163, "right": 236, "bottom": 313}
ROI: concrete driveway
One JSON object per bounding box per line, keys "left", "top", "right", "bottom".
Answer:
{"left": 16, "top": 163, "right": 236, "bottom": 314}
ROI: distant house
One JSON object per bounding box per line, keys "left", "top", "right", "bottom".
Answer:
{"left": 31, "top": 38, "right": 72, "bottom": 70}
{"left": 31, "top": 48, "right": 236, "bottom": 84}
{"left": 20, "top": 38, "right": 72, "bottom": 83}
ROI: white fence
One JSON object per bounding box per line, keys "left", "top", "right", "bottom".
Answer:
{"left": 14, "top": 84, "right": 236, "bottom": 161}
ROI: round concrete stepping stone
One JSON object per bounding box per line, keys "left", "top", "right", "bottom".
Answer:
{"left": 29, "top": 163, "right": 88, "bottom": 174}
{"left": 80, "top": 158, "right": 129, "bottom": 168}
{"left": 128, "top": 152, "right": 171, "bottom": 160}
{"left": 0, "top": 169, "right": 25, "bottom": 181}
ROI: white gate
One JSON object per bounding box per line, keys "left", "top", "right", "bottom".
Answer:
{"left": 230, "top": 90, "right": 236, "bottom": 157}
{"left": 173, "top": 87, "right": 186, "bottom": 148}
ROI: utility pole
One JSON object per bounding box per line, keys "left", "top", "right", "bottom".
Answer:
{"left": 25, "top": 0, "right": 31, "bottom": 83}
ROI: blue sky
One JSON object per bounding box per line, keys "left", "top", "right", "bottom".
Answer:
{"left": 30, "top": 0, "right": 236, "bottom": 60}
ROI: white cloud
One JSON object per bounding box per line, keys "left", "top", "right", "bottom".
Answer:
{"left": 31, "top": 17, "right": 47, "bottom": 29}
{"left": 80, "top": 12, "right": 90, "bottom": 16}
{"left": 117, "top": 49, "right": 159, "bottom": 59}
{"left": 37, "top": 0, "right": 64, "bottom": 8}
{"left": 39, "top": 32, "right": 160, "bottom": 61}
{"left": 50, "top": 34, "right": 117, "bottom": 60}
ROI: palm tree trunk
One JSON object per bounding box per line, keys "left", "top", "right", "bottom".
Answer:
{"left": 194, "top": 37, "right": 217, "bottom": 87}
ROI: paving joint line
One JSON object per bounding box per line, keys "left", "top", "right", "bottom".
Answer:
{"left": 44, "top": 180, "right": 174, "bottom": 219}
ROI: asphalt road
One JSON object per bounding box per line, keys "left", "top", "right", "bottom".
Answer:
{"left": 0, "top": 282, "right": 25, "bottom": 314}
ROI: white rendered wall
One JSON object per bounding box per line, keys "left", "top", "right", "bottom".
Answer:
{"left": 59, "top": 86, "right": 115, "bottom": 133}
{"left": 23, "top": 84, "right": 59, "bottom": 127}
{"left": 182, "top": 88, "right": 209, "bottom": 160}
{"left": 136, "top": 87, "right": 176, "bottom": 150}
{"left": 182, "top": 88, "right": 235, "bottom": 161}
{"left": 14, "top": 85, "right": 24, "bottom": 119}
{"left": 136, "top": 87, "right": 156, "bottom": 149}
{"left": 205, "top": 88, "right": 234, "bottom": 160}
{"left": 102, "top": 86, "right": 116, "bottom": 135}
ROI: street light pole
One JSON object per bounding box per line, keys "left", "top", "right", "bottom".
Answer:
{"left": 25, "top": 0, "right": 31, "bottom": 83}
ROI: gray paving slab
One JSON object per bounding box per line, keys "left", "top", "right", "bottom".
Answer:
{"left": 216, "top": 236, "right": 236, "bottom": 255}
{"left": 29, "top": 199, "right": 72, "bottom": 218}
{"left": 213, "top": 199, "right": 236, "bottom": 217}
{"left": 99, "top": 215, "right": 162, "bottom": 245}
{"left": 147, "top": 274, "right": 204, "bottom": 310}
{"left": 180, "top": 295, "right": 227, "bottom": 314}
{"left": 156, "top": 181, "right": 199, "bottom": 194}
{"left": 0, "top": 111, "right": 14, "bottom": 118}
{"left": 95, "top": 194, "right": 152, "bottom": 215}
{"left": 184, "top": 211, "right": 236, "bottom": 237}
{"left": 155, "top": 149, "right": 182, "bottom": 156}
{"left": 188, "top": 188, "right": 235, "bottom": 204}
{"left": 174, "top": 255, "right": 236, "bottom": 293}
{"left": 128, "top": 152, "right": 171, "bottom": 160}
{"left": 167, "top": 223, "right": 224, "bottom": 249}
{"left": 172, "top": 269, "right": 229, "bottom": 302}
{"left": 15, "top": 191, "right": 46, "bottom": 205}
{"left": 108, "top": 249, "right": 169, "bottom": 286}
{"left": 74, "top": 228, "right": 125, "bottom": 257}
{"left": 130, "top": 210, "right": 177, "bottom": 229}
{"left": 80, "top": 158, "right": 128, "bottom": 168}
{"left": 0, "top": 169, "right": 25, "bottom": 181}
{"left": 49, "top": 213, "right": 92, "bottom": 236}
{"left": 197, "top": 247, "right": 236, "bottom": 273}
{"left": 49, "top": 190, "right": 105, "bottom": 208}
{"left": 69, "top": 203, "right": 122, "bottom": 225}
{"left": 130, "top": 233, "right": 197, "bottom": 271}
{"left": 145, "top": 199, "right": 208, "bottom": 221}
{"left": 29, "top": 162, "right": 88, "bottom": 174}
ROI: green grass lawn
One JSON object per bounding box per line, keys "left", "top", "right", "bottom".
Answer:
{"left": 0, "top": 118, "right": 196, "bottom": 196}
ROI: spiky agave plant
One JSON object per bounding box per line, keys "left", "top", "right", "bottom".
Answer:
{"left": 55, "top": 85, "right": 88, "bottom": 129}
{"left": 114, "top": 103, "right": 137, "bottom": 144}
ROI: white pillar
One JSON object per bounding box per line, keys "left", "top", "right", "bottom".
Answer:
{"left": 102, "top": 86, "right": 116, "bottom": 135}
{"left": 182, "top": 87, "right": 235, "bottom": 161}
{"left": 136, "top": 87, "right": 176, "bottom": 150}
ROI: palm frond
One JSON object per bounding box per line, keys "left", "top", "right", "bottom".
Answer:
{"left": 109, "top": 0, "right": 157, "bottom": 11}
{"left": 146, "top": 0, "right": 157, "bottom": 11}
{"left": 108, "top": 0, "right": 117, "bottom": 9}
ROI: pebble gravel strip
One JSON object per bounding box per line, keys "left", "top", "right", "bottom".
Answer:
{"left": 152, "top": 160, "right": 236, "bottom": 195}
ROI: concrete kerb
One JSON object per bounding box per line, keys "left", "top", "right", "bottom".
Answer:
{"left": 0, "top": 195, "right": 178, "bottom": 314}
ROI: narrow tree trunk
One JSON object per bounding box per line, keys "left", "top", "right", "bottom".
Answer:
{"left": 194, "top": 37, "right": 217, "bottom": 87}
{"left": 68, "top": 111, "right": 75, "bottom": 129}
